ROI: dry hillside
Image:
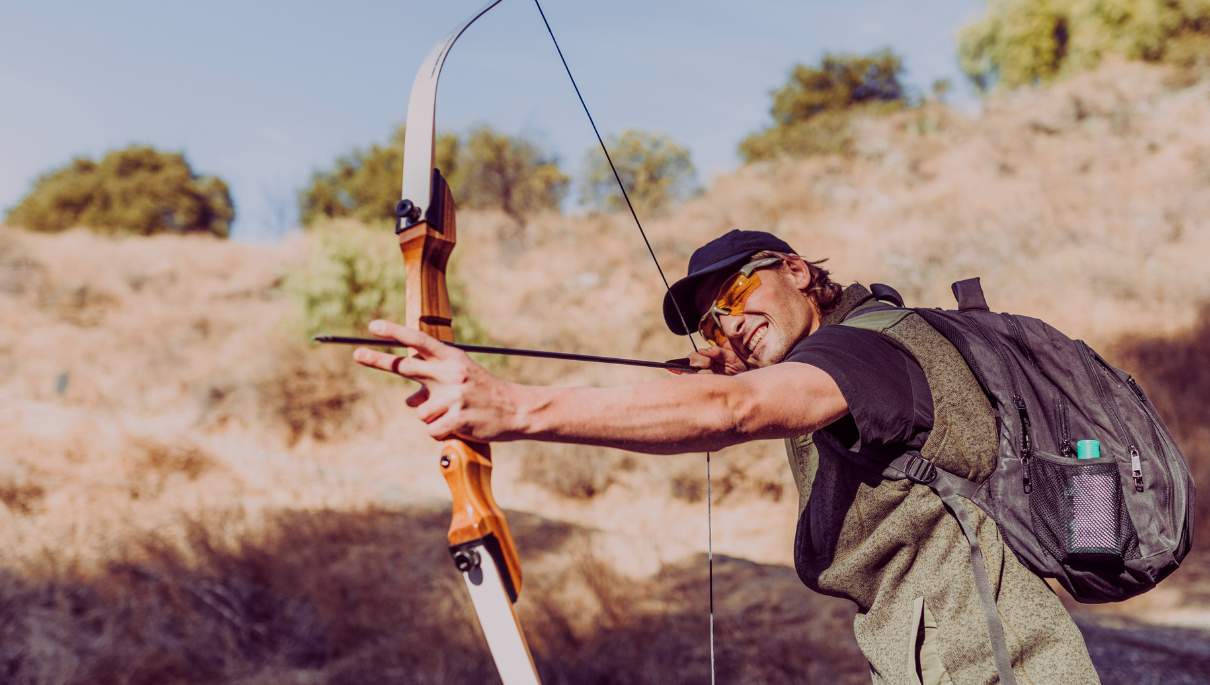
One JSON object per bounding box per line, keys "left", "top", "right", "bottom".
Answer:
{"left": 3, "top": 61, "right": 1210, "bottom": 682}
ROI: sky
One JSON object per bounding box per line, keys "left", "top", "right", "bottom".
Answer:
{"left": 0, "top": 0, "right": 985, "bottom": 241}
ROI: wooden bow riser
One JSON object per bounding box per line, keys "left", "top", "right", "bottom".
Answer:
{"left": 398, "top": 169, "right": 457, "bottom": 340}
{"left": 396, "top": 167, "right": 525, "bottom": 600}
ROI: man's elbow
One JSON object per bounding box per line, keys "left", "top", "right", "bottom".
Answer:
{"left": 722, "top": 372, "right": 846, "bottom": 441}
{"left": 721, "top": 381, "right": 772, "bottom": 441}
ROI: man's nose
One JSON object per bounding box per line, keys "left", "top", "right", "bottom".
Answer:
{"left": 721, "top": 314, "right": 744, "bottom": 339}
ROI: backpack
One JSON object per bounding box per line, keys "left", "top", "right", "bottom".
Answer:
{"left": 841, "top": 278, "right": 1195, "bottom": 684}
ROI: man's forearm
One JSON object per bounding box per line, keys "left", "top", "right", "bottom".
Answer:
{"left": 509, "top": 374, "right": 747, "bottom": 454}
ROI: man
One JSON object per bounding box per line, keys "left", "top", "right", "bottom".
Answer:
{"left": 353, "top": 229, "right": 1100, "bottom": 683}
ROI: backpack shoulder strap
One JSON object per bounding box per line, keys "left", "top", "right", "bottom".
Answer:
{"left": 882, "top": 454, "right": 1018, "bottom": 685}
{"left": 833, "top": 283, "right": 910, "bottom": 332}
{"left": 837, "top": 306, "right": 913, "bottom": 334}
{"left": 870, "top": 282, "right": 904, "bottom": 307}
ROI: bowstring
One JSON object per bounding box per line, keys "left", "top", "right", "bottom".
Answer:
{"left": 530, "top": 2, "right": 715, "bottom": 681}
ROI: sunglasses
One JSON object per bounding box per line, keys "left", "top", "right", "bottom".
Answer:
{"left": 697, "top": 256, "right": 782, "bottom": 346}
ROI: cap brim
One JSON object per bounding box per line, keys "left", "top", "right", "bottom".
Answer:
{"left": 662, "top": 251, "right": 754, "bottom": 335}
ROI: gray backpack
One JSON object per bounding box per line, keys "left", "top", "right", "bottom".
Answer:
{"left": 843, "top": 279, "right": 1195, "bottom": 684}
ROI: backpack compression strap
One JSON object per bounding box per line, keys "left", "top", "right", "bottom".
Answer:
{"left": 950, "top": 277, "right": 990, "bottom": 312}
{"left": 884, "top": 454, "right": 1018, "bottom": 685}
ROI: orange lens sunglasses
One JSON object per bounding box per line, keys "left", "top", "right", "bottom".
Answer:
{"left": 697, "top": 256, "right": 782, "bottom": 346}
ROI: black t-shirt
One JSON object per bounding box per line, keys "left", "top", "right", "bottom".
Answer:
{"left": 785, "top": 324, "right": 934, "bottom": 457}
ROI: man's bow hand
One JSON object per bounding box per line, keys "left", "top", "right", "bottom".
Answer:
{"left": 353, "top": 320, "right": 523, "bottom": 443}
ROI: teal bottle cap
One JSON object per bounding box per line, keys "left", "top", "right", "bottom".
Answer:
{"left": 1076, "top": 439, "right": 1101, "bottom": 460}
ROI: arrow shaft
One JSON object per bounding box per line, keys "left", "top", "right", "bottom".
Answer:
{"left": 315, "top": 335, "right": 692, "bottom": 372}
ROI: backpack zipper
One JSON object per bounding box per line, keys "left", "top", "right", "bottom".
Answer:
{"left": 1076, "top": 341, "right": 1143, "bottom": 491}
{"left": 1129, "top": 447, "right": 1144, "bottom": 493}
{"left": 1125, "top": 376, "right": 1178, "bottom": 521}
{"left": 1055, "top": 397, "right": 1074, "bottom": 457}
{"left": 1127, "top": 376, "right": 1168, "bottom": 467}
{"left": 1002, "top": 313, "right": 1038, "bottom": 366}
{"left": 1014, "top": 396, "right": 1034, "bottom": 493}
{"left": 970, "top": 317, "right": 1035, "bottom": 493}
{"left": 1002, "top": 313, "right": 1071, "bottom": 457}
{"left": 1127, "top": 375, "right": 1185, "bottom": 525}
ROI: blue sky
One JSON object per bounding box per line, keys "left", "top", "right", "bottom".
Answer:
{"left": 1, "top": 0, "right": 984, "bottom": 241}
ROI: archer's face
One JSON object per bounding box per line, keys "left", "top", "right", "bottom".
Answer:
{"left": 700, "top": 258, "right": 821, "bottom": 368}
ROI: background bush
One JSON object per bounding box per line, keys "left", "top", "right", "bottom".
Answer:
{"left": 285, "top": 220, "right": 488, "bottom": 346}
{"left": 959, "top": 0, "right": 1210, "bottom": 90}
{"left": 579, "top": 130, "right": 698, "bottom": 214}
{"left": 739, "top": 50, "right": 910, "bottom": 161}
{"left": 456, "top": 126, "right": 569, "bottom": 221}
{"left": 5, "top": 145, "right": 234, "bottom": 237}
{"left": 298, "top": 126, "right": 461, "bottom": 228}
{"left": 299, "top": 126, "right": 568, "bottom": 227}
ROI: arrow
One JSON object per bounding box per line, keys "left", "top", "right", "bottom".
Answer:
{"left": 315, "top": 335, "right": 694, "bottom": 372}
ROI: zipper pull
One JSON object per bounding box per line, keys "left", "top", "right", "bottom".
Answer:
{"left": 1127, "top": 376, "right": 1145, "bottom": 400}
{"left": 1014, "top": 396, "right": 1033, "bottom": 493}
{"left": 1014, "top": 396, "right": 1033, "bottom": 455}
{"left": 1130, "top": 446, "right": 1144, "bottom": 492}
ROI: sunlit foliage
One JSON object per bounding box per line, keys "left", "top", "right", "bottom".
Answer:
{"left": 739, "top": 50, "right": 909, "bottom": 161}
{"left": 579, "top": 129, "right": 698, "bottom": 213}
{"left": 284, "top": 220, "right": 487, "bottom": 345}
{"left": 959, "top": 0, "right": 1210, "bottom": 90}
{"left": 6, "top": 146, "right": 234, "bottom": 238}
{"left": 299, "top": 125, "right": 568, "bottom": 227}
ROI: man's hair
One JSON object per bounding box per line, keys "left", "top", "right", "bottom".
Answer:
{"left": 752, "top": 250, "right": 844, "bottom": 315}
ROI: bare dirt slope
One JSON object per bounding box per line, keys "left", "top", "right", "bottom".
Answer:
{"left": 3, "top": 60, "right": 1209, "bottom": 681}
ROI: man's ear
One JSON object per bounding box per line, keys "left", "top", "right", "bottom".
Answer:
{"left": 783, "top": 255, "right": 812, "bottom": 290}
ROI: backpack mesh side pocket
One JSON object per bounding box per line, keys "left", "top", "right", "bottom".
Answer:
{"left": 1028, "top": 456, "right": 1141, "bottom": 566}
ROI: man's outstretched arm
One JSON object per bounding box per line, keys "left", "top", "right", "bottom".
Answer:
{"left": 354, "top": 320, "right": 848, "bottom": 454}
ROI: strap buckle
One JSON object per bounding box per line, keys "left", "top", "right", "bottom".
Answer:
{"left": 903, "top": 455, "right": 937, "bottom": 484}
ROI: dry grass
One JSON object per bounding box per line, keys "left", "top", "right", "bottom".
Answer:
{"left": 0, "top": 507, "right": 869, "bottom": 684}
{"left": 3, "top": 59, "right": 1210, "bottom": 680}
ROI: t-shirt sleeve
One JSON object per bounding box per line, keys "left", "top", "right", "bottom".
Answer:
{"left": 785, "top": 324, "right": 933, "bottom": 451}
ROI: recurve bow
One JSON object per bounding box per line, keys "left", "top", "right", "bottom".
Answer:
{"left": 392, "top": 3, "right": 715, "bottom": 683}
{"left": 394, "top": 2, "right": 539, "bottom": 683}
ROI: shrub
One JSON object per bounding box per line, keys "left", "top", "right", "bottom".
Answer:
{"left": 6, "top": 146, "right": 234, "bottom": 237}
{"left": 457, "top": 126, "right": 569, "bottom": 220}
{"left": 579, "top": 129, "right": 698, "bottom": 214}
{"left": 959, "top": 0, "right": 1210, "bottom": 90}
{"left": 299, "top": 126, "right": 460, "bottom": 227}
{"left": 739, "top": 50, "right": 910, "bottom": 161}
{"left": 299, "top": 125, "right": 568, "bottom": 227}
{"left": 285, "top": 220, "right": 489, "bottom": 344}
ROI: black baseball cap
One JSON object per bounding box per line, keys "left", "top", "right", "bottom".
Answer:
{"left": 662, "top": 229, "right": 796, "bottom": 335}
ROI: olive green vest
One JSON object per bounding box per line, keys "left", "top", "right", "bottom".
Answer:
{"left": 783, "top": 283, "right": 1098, "bottom": 684}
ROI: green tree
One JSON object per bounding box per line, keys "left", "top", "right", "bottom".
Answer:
{"left": 739, "top": 50, "right": 910, "bottom": 162}
{"left": 299, "top": 125, "right": 567, "bottom": 227}
{"left": 959, "top": 0, "right": 1210, "bottom": 91}
{"left": 299, "top": 126, "right": 460, "bottom": 227}
{"left": 579, "top": 130, "right": 698, "bottom": 213}
{"left": 6, "top": 146, "right": 234, "bottom": 237}
{"left": 456, "top": 126, "right": 569, "bottom": 220}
